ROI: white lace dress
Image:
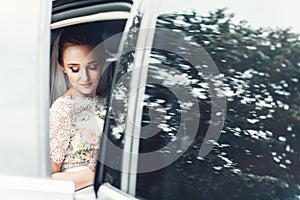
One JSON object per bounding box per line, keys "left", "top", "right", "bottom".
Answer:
{"left": 49, "top": 96, "right": 106, "bottom": 172}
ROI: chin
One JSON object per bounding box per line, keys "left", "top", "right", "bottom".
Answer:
{"left": 82, "top": 91, "right": 96, "bottom": 97}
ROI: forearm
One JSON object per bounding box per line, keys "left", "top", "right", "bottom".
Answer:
{"left": 51, "top": 168, "right": 95, "bottom": 191}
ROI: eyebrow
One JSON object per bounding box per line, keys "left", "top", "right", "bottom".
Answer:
{"left": 66, "top": 60, "right": 101, "bottom": 66}
{"left": 87, "top": 60, "right": 101, "bottom": 64}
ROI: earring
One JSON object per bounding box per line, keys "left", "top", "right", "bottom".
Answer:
{"left": 64, "top": 71, "right": 67, "bottom": 74}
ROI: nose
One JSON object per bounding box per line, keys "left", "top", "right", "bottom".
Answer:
{"left": 80, "top": 67, "right": 90, "bottom": 82}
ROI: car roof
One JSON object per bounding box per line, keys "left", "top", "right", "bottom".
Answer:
{"left": 52, "top": 0, "right": 133, "bottom": 23}
{"left": 52, "top": 0, "right": 133, "bottom": 10}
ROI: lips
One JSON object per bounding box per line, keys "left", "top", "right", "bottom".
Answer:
{"left": 80, "top": 82, "right": 92, "bottom": 88}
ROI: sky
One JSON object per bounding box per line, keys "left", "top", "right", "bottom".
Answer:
{"left": 161, "top": 0, "right": 300, "bottom": 33}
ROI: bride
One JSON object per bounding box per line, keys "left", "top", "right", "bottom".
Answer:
{"left": 49, "top": 24, "right": 110, "bottom": 191}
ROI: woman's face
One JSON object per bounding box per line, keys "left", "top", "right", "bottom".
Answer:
{"left": 61, "top": 45, "right": 102, "bottom": 98}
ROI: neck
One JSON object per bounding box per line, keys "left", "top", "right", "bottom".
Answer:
{"left": 63, "top": 87, "right": 97, "bottom": 99}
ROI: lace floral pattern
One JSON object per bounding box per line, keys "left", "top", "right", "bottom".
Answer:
{"left": 49, "top": 96, "right": 106, "bottom": 171}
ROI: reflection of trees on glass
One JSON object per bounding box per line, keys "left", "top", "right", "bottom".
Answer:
{"left": 110, "top": 11, "right": 143, "bottom": 143}
{"left": 99, "top": 11, "right": 144, "bottom": 188}
{"left": 137, "top": 9, "right": 300, "bottom": 199}
{"left": 140, "top": 49, "right": 210, "bottom": 151}
{"left": 117, "top": 11, "right": 142, "bottom": 77}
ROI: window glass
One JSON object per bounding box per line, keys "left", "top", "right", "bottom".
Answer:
{"left": 134, "top": 0, "right": 300, "bottom": 199}
{"left": 95, "top": 5, "right": 143, "bottom": 188}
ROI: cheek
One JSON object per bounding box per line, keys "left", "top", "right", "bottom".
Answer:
{"left": 66, "top": 73, "right": 78, "bottom": 84}
{"left": 91, "top": 70, "right": 102, "bottom": 82}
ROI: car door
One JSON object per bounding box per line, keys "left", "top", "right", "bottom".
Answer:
{"left": 95, "top": 0, "right": 300, "bottom": 199}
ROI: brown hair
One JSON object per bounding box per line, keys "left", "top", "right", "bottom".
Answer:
{"left": 58, "top": 25, "right": 105, "bottom": 66}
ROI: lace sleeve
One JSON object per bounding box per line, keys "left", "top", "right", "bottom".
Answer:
{"left": 49, "top": 100, "right": 72, "bottom": 164}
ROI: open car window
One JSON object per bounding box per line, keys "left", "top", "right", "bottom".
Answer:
{"left": 49, "top": 0, "right": 131, "bottom": 196}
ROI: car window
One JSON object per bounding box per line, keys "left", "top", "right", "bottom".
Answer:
{"left": 129, "top": 0, "right": 300, "bottom": 199}
{"left": 49, "top": 5, "right": 129, "bottom": 193}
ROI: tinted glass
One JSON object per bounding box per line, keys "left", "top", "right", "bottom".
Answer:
{"left": 94, "top": 4, "right": 143, "bottom": 189}
{"left": 134, "top": 0, "right": 300, "bottom": 199}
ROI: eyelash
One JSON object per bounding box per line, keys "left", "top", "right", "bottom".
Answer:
{"left": 70, "top": 68, "right": 79, "bottom": 73}
{"left": 69, "top": 64, "right": 100, "bottom": 73}
{"left": 89, "top": 64, "right": 99, "bottom": 70}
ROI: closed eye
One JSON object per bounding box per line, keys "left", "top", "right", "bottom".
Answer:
{"left": 88, "top": 63, "right": 101, "bottom": 70}
{"left": 87, "top": 61, "right": 101, "bottom": 70}
{"left": 70, "top": 67, "right": 80, "bottom": 73}
{"left": 67, "top": 64, "right": 80, "bottom": 73}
